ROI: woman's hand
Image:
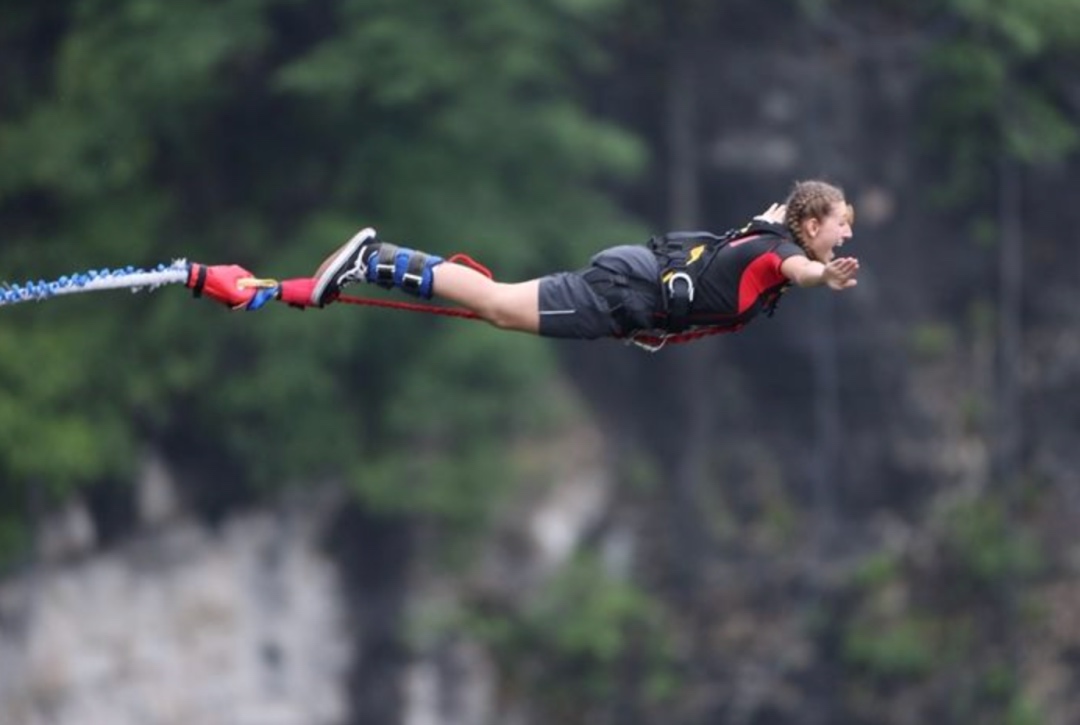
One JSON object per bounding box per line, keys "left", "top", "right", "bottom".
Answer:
{"left": 822, "top": 257, "right": 859, "bottom": 290}
{"left": 754, "top": 203, "right": 786, "bottom": 224}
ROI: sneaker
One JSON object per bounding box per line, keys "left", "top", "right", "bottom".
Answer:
{"left": 310, "top": 227, "right": 378, "bottom": 306}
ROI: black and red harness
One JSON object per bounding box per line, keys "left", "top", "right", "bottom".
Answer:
{"left": 647, "top": 219, "right": 794, "bottom": 334}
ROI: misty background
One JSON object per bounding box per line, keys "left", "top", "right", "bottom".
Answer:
{"left": 2, "top": 1, "right": 1080, "bottom": 723}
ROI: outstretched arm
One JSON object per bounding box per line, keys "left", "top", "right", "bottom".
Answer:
{"left": 780, "top": 255, "right": 859, "bottom": 290}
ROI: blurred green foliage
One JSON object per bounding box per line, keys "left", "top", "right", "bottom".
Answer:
{"left": 922, "top": 0, "right": 1080, "bottom": 206}
{"left": 843, "top": 616, "right": 937, "bottom": 679}
{"left": 851, "top": 550, "right": 903, "bottom": 590}
{"left": 463, "top": 554, "right": 678, "bottom": 715}
{"left": 2, "top": 0, "right": 1074, "bottom": 555}
{"left": 0, "top": 0, "right": 647, "bottom": 564}
{"left": 907, "top": 321, "right": 957, "bottom": 361}
{"left": 942, "top": 496, "right": 1044, "bottom": 589}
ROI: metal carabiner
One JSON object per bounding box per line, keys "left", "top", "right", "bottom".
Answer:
{"left": 666, "top": 271, "right": 695, "bottom": 303}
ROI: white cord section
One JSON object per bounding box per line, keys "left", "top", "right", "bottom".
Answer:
{"left": 0, "top": 260, "right": 189, "bottom": 307}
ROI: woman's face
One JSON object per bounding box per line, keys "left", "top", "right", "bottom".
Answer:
{"left": 803, "top": 202, "right": 853, "bottom": 262}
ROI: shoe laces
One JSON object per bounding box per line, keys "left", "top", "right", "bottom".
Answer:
{"left": 337, "top": 246, "right": 370, "bottom": 285}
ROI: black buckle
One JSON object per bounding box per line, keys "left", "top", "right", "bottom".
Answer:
{"left": 400, "top": 252, "right": 428, "bottom": 294}
{"left": 373, "top": 242, "right": 399, "bottom": 288}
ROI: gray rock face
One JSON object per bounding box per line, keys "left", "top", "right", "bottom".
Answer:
{"left": 0, "top": 506, "right": 351, "bottom": 725}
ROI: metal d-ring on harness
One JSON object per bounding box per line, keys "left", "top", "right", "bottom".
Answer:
{"left": 649, "top": 229, "right": 728, "bottom": 333}
{"left": 664, "top": 270, "right": 695, "bottom": 331}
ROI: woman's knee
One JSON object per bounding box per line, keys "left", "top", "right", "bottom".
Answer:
{"left": 482, "top": 292, "right": 524, "bottom": 329}
{"left": 482, "top": 284, "right": 538, "bottom": 331}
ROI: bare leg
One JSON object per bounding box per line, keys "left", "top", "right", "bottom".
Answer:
{"left": 432, "top": 262, "right": 541, "bottom": 334}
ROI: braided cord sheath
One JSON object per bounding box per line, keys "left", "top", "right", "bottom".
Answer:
{"left": 0, "top": 260, "right": 189, "bottom": 307}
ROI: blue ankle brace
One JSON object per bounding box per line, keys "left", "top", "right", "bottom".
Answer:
{"left": 365, "top": 243, "right": 444, "bottom": 299}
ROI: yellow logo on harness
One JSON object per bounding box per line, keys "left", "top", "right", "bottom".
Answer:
{"left": 661, "top": 245, "right": 707, "bottom": 284}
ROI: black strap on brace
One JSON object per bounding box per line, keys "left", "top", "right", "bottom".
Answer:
{"left": 371, "top": 242, "right": 398, "bottom": 289}
{"left": 401, "top": 251, "right": 428, "bottom": 295}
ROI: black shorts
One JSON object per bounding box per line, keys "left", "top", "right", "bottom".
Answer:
{"left": 537, "top": 245, "right": 661, "bottom": 339}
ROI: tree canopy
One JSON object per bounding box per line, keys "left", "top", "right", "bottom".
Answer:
{"left": 0, "top": 0, "right": 645, "bottom": 553}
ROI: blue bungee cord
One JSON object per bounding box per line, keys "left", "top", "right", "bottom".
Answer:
{"left": 0, "top": 260, "right": 190, "bottom": 307}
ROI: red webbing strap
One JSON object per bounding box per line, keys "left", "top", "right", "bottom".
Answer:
{"left": 446, "top": 253, "right": 492, "bottom": 278}
{"left": 335, "top": 294, "right": 481, "bottom": 319}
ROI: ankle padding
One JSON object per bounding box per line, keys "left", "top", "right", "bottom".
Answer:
{"left": 278, "top": 277, "right": 317, "bottom": 307}
{"left": 366, "top": 242, "right": 444, "bottom": 299}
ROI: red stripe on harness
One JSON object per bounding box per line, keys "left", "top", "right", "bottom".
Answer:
{"left": 737, "top": 251, "right": 784, "bottom": 315}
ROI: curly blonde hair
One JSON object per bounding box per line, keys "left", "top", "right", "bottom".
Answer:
{"left": 783, "top": 180, "right": 852, "bottom": 258}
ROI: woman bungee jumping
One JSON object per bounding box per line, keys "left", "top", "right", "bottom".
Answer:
{"left": 298, "top": 179, "right": 858, "bottom": 348}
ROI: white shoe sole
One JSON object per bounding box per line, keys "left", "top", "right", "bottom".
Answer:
{"left": 310, "top": 227, "right": 378, "bottom": 306}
